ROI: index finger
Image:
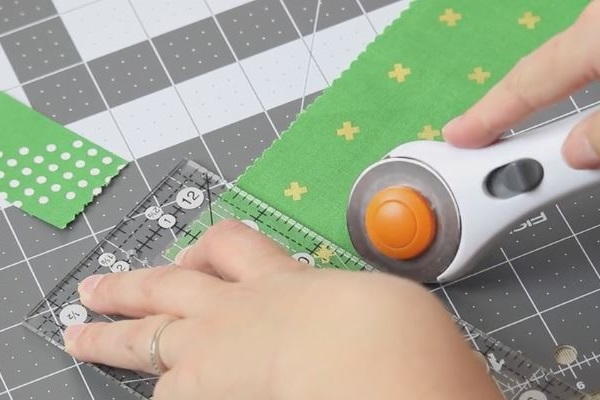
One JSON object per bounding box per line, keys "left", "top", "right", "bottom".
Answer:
{"left": 78, "top": 266, "right": 226, "bottom": 318}
{"left": 443, "top": 4, "right": 600, "bottom": 147}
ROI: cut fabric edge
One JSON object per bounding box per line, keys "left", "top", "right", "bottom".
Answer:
{"left": 58, "top": 162, "right": 130, "bottom": 229}
{"left": 2, "top": 162, "right": 130, "bottom": 229}
{"left": 236, "top": 0, "right": 420, "bottom": 189}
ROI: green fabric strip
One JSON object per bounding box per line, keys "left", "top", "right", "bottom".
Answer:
{"left": 238, "top": 0, "right": 588, "bottom": 253}
{"left": 0, "top": 93, "right": 127, "bottom": 228}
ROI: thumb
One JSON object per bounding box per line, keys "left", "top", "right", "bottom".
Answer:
{"left": 562, "top": 109, "right": 600, "bottom": 169}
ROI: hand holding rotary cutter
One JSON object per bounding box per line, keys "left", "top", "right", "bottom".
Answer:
{"left": 347, "top": 111, "right": 600, "bottom": 283}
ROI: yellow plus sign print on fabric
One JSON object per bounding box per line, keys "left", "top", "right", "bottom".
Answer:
{"left": 439, "top": 9, "right": 462, "bottom": 26}
{"left": 388, "top": 64, "right": 411, "bottom": 83}
{"left": 236, "top": 1, "right": 588, "bottom": 254}
{"left": 284, "top": 182, "right": 308, "bottom": 201}
{"left": 337, "top": 122, "right": 360, "bottom": 141}
{"left": 418, "top": 125, "right": 441, "bottom": 141}
{"left": 468, "top": 67, "right": 491, "bottom": 84}
{"left": 519, "top": 12, "right": 541, "bottom": 29}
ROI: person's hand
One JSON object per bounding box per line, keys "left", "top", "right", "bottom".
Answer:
{"left": 62, "top": 220, "right": 501, "bottom": 400}
{"left": 443, "top": 1, "right": 600, "bottom": 169}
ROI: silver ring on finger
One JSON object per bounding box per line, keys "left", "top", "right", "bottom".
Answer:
{"left": 149, "top": 318, "right": 177, "bottom": 375}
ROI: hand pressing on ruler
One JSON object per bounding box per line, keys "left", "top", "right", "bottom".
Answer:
{"left": 61, "top": 220, "right": 502, "bottom": 400}
{"left": 443, "top": 0, "right": 600, "bottom": 169}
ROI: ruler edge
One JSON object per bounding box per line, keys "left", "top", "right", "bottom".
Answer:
{"left": 454, "top": 317, "right": 591, "bottom": 400}
{"left": 19, "top": 158, "right": 594, "bottom": 399}
{"left": 22, "top": 159, "right": 204, "bottom": 323}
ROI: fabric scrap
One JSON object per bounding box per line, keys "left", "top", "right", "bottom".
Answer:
{"left": 0, "top": 93, "right": 127, "bottom": 228}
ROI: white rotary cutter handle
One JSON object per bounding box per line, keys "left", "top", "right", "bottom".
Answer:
{"left": 346, "top": 111, "right": 600, "bottom": 283}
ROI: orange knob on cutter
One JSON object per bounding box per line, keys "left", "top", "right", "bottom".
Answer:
{"left": 364, "top": 186, "right": 437, "bottom": 260}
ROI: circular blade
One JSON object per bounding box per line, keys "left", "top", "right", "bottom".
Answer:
{"left": 346, "top": 158, "right": 461, "bottom": 282}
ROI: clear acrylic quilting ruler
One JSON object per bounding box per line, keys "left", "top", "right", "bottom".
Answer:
{"left": 23, "top": 159, "right": 593, "bottom": 400}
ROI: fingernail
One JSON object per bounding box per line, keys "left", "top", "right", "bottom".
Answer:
{"left": 586, "top": 130, "right": 600, "bottom": 162}
{"left": 568, "top": 132, "right": 600, "bottom": 168}
{"left": 174, "top": 246, "right": 192, "bottom": 265}
{"left": 442, "top": 115, "right": 464, "bottom": 135}
{"left": 78, "top": 275, "right": 104, "bottom": 301}
{"left": 63, "top": 324, "right": 86, "bottom": 351}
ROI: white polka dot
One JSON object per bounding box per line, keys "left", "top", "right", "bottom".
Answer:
{"left": 0, "top": 171, "right": 4, "bottom": 179}
{"left": 18, "top": 147, "right": 29, "bottom": 155}
{"left": 0, "top": 192, "right": 6, "bottom": 200}
{"left": 104, "top": 176, "right": 111, "bottom": 184}
{"left": 38, "top": 196, "right": 49, "bottom": 204}
{"left": 92, "top": 187, "right": 102, "bottom": 195}
{"left": 13, "top": 201, "right": 22, "bottom": 208}
{"left": 24, "top": 188, "right": 34, "bottom": 196}
{"left": 51, "top": 184, "right": 61, "bottom": 192}
{"left": 78, "top": 180, "right": 88, "bottom": 188}
{"left": 72, "top": 140, "right": 83, "bottom": 148}
{"left": 63, "top": 172, "right": 73, "bottom": 180}
{"left": 33, "top": 156, "right": 44, "bottom": 164}
{"left": 9, "top": 180, "right": 20, "bottom": 188}
{"left": 90, "top": 168, "right": 100, "bottom": 176}
{"left": 36, "top": 176, "right": 47, "bottom": 184}
{"left": 66, "top": 192, "right": 76, "bottom": 200}
{"left": 60, "top": 152, "right": 71, "bottom": 160}
{"left": 7, "top": 159, "right": 17, "bottom": 167}
{"left": 46, "top": 144, "right": 57, "bottom": 152}
{"left": 48, "top": 164, "right": 58, "bottom": 172}
{"left": 75, "top": 160, "right": 85, "bottom": 168}
{"left": 87, "top": 148, "right": 98, "bottom": 156}
{"left": 0, "top": 151, "right": 3, "bottom": 158}
{"left": 21, "top": 168, "right": 32, "bottom": 176}
{"left": 102, "top": 157, "right": 113, "bottom": 165}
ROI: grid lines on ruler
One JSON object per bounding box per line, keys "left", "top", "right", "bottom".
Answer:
{"left": 20, "top": 160, "right": 592, "bottom": 400}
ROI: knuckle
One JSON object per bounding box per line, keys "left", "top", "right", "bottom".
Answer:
{"left": 502, "top": 64, "right": 536, "bottom": 112}
{"left": 175, "top": 361, "right": 203, "bottom": 390}
{"left": 91, "top": 274, "right": 113, "bottom": 299}
{"left": 154, "top": 366, "right": 200, "bottom": 399}
{"left": 140, "top": 267, "right": 174, "bottom": 304}
{"left": 123, "top": 326, "right": 144, "bottom": 364}
{"left": 76, "top": 323, "right": 103, "bottom": 352}
{"left": 207, "top": 219, "right": 247, "bottom": 238}
{"left": 201, "top": 219, "right": 248, "bottom": 249}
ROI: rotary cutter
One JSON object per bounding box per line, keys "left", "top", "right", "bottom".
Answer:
{"left": 347, "top": 111, "right": 600, "bottom": 283}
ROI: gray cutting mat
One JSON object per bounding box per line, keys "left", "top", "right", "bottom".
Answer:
{"left": 0, "top": 0, "right": 599, "bottom": 399}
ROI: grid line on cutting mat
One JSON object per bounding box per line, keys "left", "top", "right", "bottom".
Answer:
{"left": 0, "top": 207, "right": 96, "bottom": 400}
{"left": 0, "top": 0, "right": 377, "bottom": 116}
{"left": 1, "top": 6, "right": 399, "bottom": 400}
{"left": 1, "top": 99, "right": 600, "bottom": 396}
{"left": 1, "top": 0, "right": 600, "bottom": 398}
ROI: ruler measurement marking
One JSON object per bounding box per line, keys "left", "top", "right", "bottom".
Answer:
{"left": 22, "top": 160, "right": 593, "bottom": 400}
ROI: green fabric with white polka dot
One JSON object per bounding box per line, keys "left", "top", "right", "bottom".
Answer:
{"left": 0, "top": 93, "right": 127, "bottom": 228}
